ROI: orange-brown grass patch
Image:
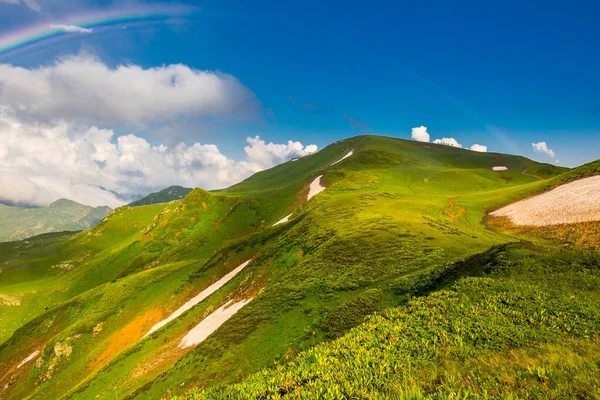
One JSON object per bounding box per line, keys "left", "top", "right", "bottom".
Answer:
{"left": 91, "top": 308, "right": 163, "bottom": 372}
{"left": 445, "top": 197, "right": 467, "bottom": 223}
{"left": 202, "top": 202, "right": 207, "bottom": 209}
{"left": 140, "top": 231, "right": 154, "bottom": 241}
{"left": 160, "top": 217, "right": 171, "bottom": 227}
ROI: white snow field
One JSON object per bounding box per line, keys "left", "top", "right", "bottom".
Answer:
{"left": 145, "top": 260, "right": 251, "bottom": 336}
{"left": 273, "top": 213, "right": 292, "bottom": 226}
{"left": 307, "top": 175, "right": 325, "bottom": 201}
{"left": 490, "top": 175, "right": 600, "bottom": 226}
{"left": 17, "top": 350, "right": 40, "bottom": 369}
{"left": 331, "top": 150, "right": 354, "bottom": 166}
{"left": 178, "top": 298, "right": 253, "bottom": 348}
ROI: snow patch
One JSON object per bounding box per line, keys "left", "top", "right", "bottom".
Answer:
{"left": 331, "top": 150, "right": 354, "bottom": 166}
{"left": 17, "top": 350, "right": 40, "bottom": 369}
{"left": 492, "top": 166, "right": 509, "bottom": 171}
{"left": 490, "top": 175, "right": 600, "bottom": 226}
{"left": 273, "top": 213, "right": 292, "bottom": 226}
{"left": 179, "top": 298, "right": 253, "bottom": 348}
{"left": 145, "top": 260, "right": 251, "bottom": 336}
{"left": 307, "top": 175, "right": 325, "bottom": 201}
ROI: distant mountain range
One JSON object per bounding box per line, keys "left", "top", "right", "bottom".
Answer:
{"left": 0, "top": 199, "right": 111, "bottom": 242}
{"left": 128, "top": 186, "right": 192, "bottom": 207}
{"left": 98, "top": 186, "right": 144, "bottom": 204}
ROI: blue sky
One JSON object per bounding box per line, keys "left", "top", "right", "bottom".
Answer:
{"left": 0, "top": 0, "right": 599, "bottom": 205}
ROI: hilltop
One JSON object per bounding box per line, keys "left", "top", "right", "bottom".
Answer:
{"left": 128, "top": 186, "right": 193, "bottom": 207}
{"left": 1, "top": 135, "right": 598, "bottom": 400}
{"left": 0, "top": 199, "right": 111, "bottom": 242}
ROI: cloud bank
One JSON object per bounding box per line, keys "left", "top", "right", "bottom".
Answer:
{"left": 0, "top": 114, "right": 317, "bottom": 207}
{"left": 0, "top": 53, "right": 260, "bottom": 126}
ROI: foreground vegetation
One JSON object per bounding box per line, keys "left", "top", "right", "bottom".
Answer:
{"left": 177, "top": 244, "right": 600, "bottom": 399}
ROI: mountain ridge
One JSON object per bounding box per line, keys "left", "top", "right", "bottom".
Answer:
{"left": 0, "top": 134, "right": 597, "bottom": 400}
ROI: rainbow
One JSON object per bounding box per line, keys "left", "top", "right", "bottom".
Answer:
{"left": 0, "top": 4, "right": 195, "bottom": 57}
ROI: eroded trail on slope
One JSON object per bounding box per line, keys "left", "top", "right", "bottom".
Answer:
{"left": 445, "top": 197, "right": 467, "bottom": 223}
{"left": 521, "top": 167, "right": 544, "bottom": 181}
{"left": 145, "top": 260, "right": 251, "bottom": 336}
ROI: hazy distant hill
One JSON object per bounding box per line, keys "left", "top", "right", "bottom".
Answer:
{"left": 0, "top": 199, "right": 111, "bottom": 242}
{"left": 128, "top": 185, "right": 192, "bottom": 206}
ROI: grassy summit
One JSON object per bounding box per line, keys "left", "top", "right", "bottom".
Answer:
{"left": 1, "top": 135, "right": 597, "bottom": 399}
{"left": 128, "top": 186, "right": 193, "bottom": 207}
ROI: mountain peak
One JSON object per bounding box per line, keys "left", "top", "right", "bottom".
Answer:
{"left": 48, "top": 198, "right": 82, "bottom": 208}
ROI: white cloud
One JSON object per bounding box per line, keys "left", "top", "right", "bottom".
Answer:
{"left": 22, "top": 0, "right": 40, "bottom": 11}
{"left": 532, "top": 141, "right": 556, "bottom": 159}
{"left": 411, "top": 126, "right": 430, "bottom": 142}
{"left": 0, "top": 0, "right": 40, "bottom": 11}
{"left": 433, "top": 137, "right": 462, "bottom": 148}
{"left": 470, "top": 144, "right": 487, "bottom": 152}
{"left": 0, "top": 53, "right": 259, "bottom": 126}
{"left": 0, "top": 114, "right": 317, "bottom": 207}
{"left": 50, "top": 24, "right": 93, "bottom": 34}
{"left": 244, "top": 136, "right": 318, "bottom": 167}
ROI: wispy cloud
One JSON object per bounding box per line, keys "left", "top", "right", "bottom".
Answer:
{"left": 344, "top": 114, "right": 370, "bottom": 131}
{"left": 50, "top": 24, "right": 93, "bottom": 34}
{"left": 289, "top": 96, "right": 319, "bottom": 112}
{"left": 0, "top": 0, "right": 41, "bottom": 12}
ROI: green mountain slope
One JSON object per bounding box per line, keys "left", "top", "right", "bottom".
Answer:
{"left": 0, "top": 199, "right": 111, "bottom": 242}
{"left": 2, "top": 135, "right": 597, "bottom": 400}
{"left": 128, "top": 186, "right": 193, "bottom": 207}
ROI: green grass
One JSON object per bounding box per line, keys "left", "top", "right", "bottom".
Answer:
{"left": 128, "top": 186, "right": 192, "bottom": 207}
{"left": 177, "top": 244, "right": 600, "bottom": 399}
{"left": 2, "top": 134, "right": 596, "bottom": 400}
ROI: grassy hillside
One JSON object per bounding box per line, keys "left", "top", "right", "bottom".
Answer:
{"left": 0, "top": 199, "right": 111, "bottom": 242}
{"left": 128, "top": 186, "right": 193, "bottom": 207}
{"left": 2, "top": 135, "right": 595, "bottom": 400}
{"left": 180, "top": 244, "right": 600, "bottom": 399}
